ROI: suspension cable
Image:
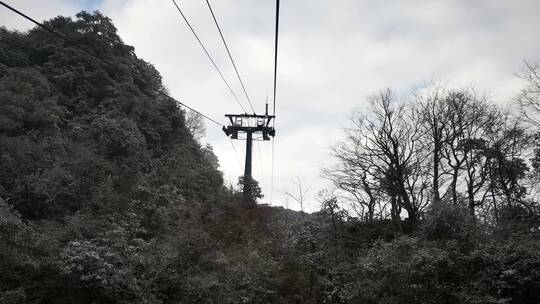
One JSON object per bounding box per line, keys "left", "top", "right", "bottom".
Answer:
{"left": 171, "top": 0, "right": 248, "bottom": 114}
{"left": 270, "top": 0, "right": 280, "bottom": 203}
{"left": 204, "top": 0, "right": 256, "bottom": 114}
{"left": 272, "top": 0, "right": 280, "bottom": 116}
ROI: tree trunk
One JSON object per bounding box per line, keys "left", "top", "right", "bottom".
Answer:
{"left": 467, "top": 180, "right": 475, "bottom": 217}
{"left": 432, "top": 120, "right": 442, "bottom": 203}
{"left": 433, "top": 143, "right": 441, "bottom": 203}
{"left": 450, "top": 168, "right": 459, "bottom": 205}
{"left": 390, "top": 195, "right": 402, "bottom": 231}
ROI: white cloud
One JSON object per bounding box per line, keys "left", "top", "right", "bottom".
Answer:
{"left": 2, "top": 0, "right": 539, "bottom": 211}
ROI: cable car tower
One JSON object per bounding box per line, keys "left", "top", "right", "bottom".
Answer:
{"left": 223, "top": 103, "right": 275, "bottom": 204}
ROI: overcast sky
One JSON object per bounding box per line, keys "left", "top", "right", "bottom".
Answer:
{"left": 2, "top": 0, "right": 540, "bottom": 211}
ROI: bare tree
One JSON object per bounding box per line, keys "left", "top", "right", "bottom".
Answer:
{"left": 327, "top": 86, "right": 530, "bottom": 223}
{"left": 517, "top": 61, "right": 540, "bottom": 128}
{"left": 438, "top": 90, "right": 497, "bottom": 216}
{"left": 415, "top": 86, "right": 453, "bottom": 204}
{"left": 366, "top": 90, "right": 427, "bottom": 224}
{"left": 324, "top": 135, "right": 381, "bottom": 222}
{"left": 185, "top": 111, "right": 206, "bottom": 141}
{"left": 317, "top": 189, "right": 347, "bottom": 231}
{"left": 484, "top": 111, "right": 531, "bottom": 216}
{"left": 515, "top": 60, "right": 540, "bottom": 208}
{"left": 326, "top": 89, "right": 426, "bottom": 225}
{"left": 281, "top": 175, "right": 312, "bottom": 214}
{"left": 416, "top": 87, "right": 531, "bottom": 219}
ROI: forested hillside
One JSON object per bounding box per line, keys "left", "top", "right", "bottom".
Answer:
{"left": 1, "top": 11, "right": 540, "bottom": 304}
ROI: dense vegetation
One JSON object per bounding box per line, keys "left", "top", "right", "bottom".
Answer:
{"left": 1, "top": 11, "right": 540, "bottom": 304}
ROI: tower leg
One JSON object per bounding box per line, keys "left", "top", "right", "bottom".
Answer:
{"left": 243, "top": 132, "right": 253, "bottom": 204}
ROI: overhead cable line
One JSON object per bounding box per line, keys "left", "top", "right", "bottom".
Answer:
{"left": 0, "top": 0, "right": 223, "bottom": 127}
{"left": 270, "top": 0, "right": 280, "bottom": 203}
{"left": 204, "top": 0, "right": 256, "bottom": 114}
{"left": 270, "top": 137, "right": 275, "bottom": 204}
{"left": 171, "top": 0, "right": 248, "bottom": 114}
{"left": 272, "top": 0, "right": 280, "bottom": 116}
